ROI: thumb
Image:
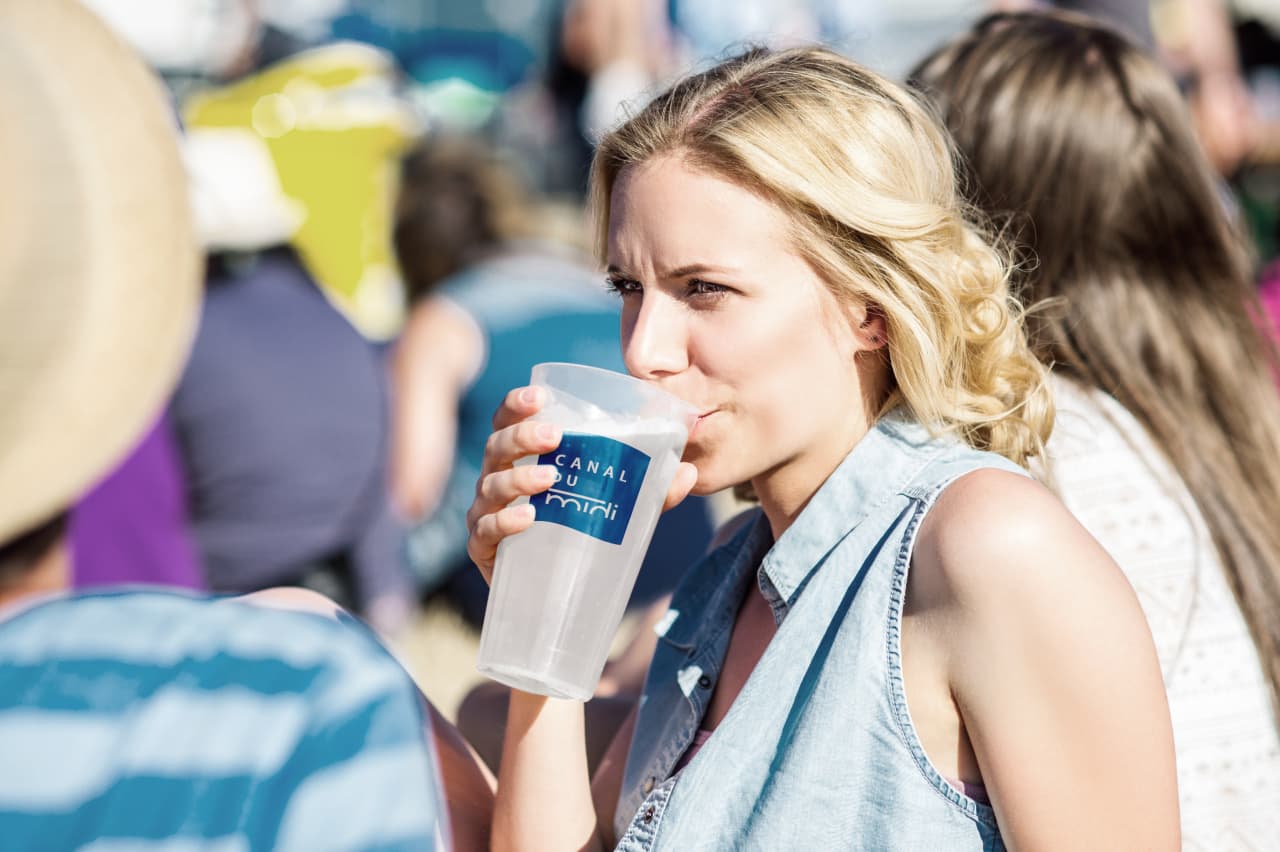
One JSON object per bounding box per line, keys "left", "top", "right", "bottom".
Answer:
{"left": 662, "top": 462, "right": 698, "bottom": 512}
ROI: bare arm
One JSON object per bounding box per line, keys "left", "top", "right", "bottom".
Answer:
{"left": 916, "top": 470, "right": 1179, "bottom": 850}
{"left": 389, "top": 296, "right": 484, "bottom": 520}
{"left": 493, "top": 694, "right": 602, "bottom": 852}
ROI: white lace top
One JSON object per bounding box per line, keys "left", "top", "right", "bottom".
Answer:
{"left": 1043, "top": 375, "right": 1280, "bottom": 850}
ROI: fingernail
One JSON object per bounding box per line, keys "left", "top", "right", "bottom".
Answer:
{"left": 520, "top": 387, "right": 540, "bottom": 406}
{"left": 517, "top": 504, "right": 536, "bottom": 521}
{"left": 537, "top": 465, "right": 557, "bottom": 482}
{"left": 537, "top": 424, "right": 559, "bottom": 443}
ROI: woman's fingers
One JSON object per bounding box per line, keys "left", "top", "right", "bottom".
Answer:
{"left": 467, "top": 503, "right": 537, "bottom": 583}
{"left": 466, "top": 386, "right": 560, "bottom": 584}
{"left": 662, "top": 462, "right": 699, "bottom": 512}
{"left": 479, "top": 420, "right": 563, "bottom": 479}
{"left": 492, "top": 385, "right": 545, "bottom": 431}
{"left": 477, "top": 465, "right": 558, "bottom": 508}
{"left": 470, "top": 383, "right": 701, "bottom": 584}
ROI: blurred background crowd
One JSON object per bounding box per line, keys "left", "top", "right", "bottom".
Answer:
{"left": 66, "top": 0, "right": 1280, "bottom": 720}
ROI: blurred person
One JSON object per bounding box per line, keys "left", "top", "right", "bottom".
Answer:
{"left": 913, "top": 11, "right": 1280, "bottom": 845}
{"left": 172, "top": 245, "right": 415, "bottom": 633}
{"left": 449, "top": 45, "right": 1178, "bottom": 849}
{"left": 390, "top": 136, "right": 714, "bottom": 627}
{"left": 509, "top": 0, "right": 673, "bottom": 200}
{"left": 668, "top": 0, "right": 821, "bottom": 62}
{"left": 0, "top": 2, "right": 445, "bottom": 848}
{"left": 564, "top": 0, "right": 673, "bottom": 144}
{"left": 169, "top": 126, "right": 415, "bottom": 635}
{"left": 994, "top": 0, "right": 1155, "bottom": 46}
{"left": 1157, "top": 0, "right": 1264, "bottom": 177}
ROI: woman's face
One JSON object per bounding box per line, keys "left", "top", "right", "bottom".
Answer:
{"left": 607, "top": 154, "right": 880, "bottom": 497}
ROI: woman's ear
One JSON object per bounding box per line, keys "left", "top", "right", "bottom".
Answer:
{"left": 856, "top": 305, "right": 888, "bottom": 351}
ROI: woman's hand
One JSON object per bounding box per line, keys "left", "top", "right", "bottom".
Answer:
{"left": 465, "top": 385, "right": 697, "bottom": 583}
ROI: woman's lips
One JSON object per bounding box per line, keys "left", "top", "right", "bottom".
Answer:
{"left": 689, "top": 409, "right": 718, "bottom": 440}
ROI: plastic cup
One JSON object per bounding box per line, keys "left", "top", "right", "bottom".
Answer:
{"left": 475, "top": 362, "right": 698, "bottom": 700}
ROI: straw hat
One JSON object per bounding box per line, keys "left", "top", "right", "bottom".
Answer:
{"left": 0, "top": 0, "right": 200, "bottom": 544}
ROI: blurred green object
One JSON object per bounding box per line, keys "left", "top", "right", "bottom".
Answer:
{"left": 408, "top": 77, "right": 504, "bottom": 131}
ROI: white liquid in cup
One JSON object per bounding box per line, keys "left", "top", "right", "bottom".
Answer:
{"left": 476, "top": 365, "right": 695, "bottom": 700}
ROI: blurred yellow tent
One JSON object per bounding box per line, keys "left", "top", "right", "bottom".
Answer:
{"left": 184, "top": 42, "right": 420, "bottom": 339}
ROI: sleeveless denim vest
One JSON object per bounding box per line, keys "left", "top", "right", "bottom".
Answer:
{"left": 614, "top": 414, "right": 1026, "bottom": 850}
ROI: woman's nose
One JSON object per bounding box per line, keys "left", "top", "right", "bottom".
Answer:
{"left": 622, "top": 292, "right": 689, "bottom": 380}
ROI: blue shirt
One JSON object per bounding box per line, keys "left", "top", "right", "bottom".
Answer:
{"left": 0, "top": 590, "right": 444, "bottom": 850}
{"left": 615, "top": 414, "right": 1025, "bottom": 850}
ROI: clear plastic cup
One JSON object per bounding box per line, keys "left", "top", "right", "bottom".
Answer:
{"left": 476, "top": 362, "right": 698, "bottom": 700}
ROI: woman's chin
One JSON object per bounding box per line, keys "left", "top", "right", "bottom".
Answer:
{"left": 689, "top": 480, "right": 721, "bottom": 497}
{"left": 681, "top": 450, "right": 753, "bottom": 498}
{"left": 688, "top": 466, "right": 739, "bottom": 497}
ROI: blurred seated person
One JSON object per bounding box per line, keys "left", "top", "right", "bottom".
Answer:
{"left": 169, "top": 128, "right": 414, "bottom": 636}
{"left": 0, "top": 2, "right": 446, "bottom": 847}
{"left": 0, "top": 575, "right": 449, "bottom": 850}
{"left": 391, "top": 136, "right": 713, "bottom": 625}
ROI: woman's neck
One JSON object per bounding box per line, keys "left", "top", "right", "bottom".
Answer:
{"left": 753, "top": 415, "right": 873, "bottom": 541}
{"left": 753, "top": 359, "right": 891, "bottom": 540}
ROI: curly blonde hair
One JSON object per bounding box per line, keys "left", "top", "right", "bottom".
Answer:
{"left": 589, "top": 46, "right": 1052, "bottom": 466}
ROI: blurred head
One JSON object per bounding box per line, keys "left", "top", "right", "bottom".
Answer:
{"left": 913, "top": 10, "right": 1280, "bottom": 721}
{"left": 0, "top": 1, "right": 199, "bottom": 591}
{"left": 589, "top": 46, "right": 1050, "bottom": 495}
{"left": 394, "top": 136, "right": 534, "bottom": 304}
{"left": 911, "top": 10, "right": 1256, "bottom": 366}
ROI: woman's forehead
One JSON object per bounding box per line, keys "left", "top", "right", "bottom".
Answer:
{"left": 607, "top": 157, "right": 794, "bottom": 268}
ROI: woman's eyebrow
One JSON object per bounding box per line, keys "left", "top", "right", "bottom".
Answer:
{"left": 606, "top": 262, "right": 742, "bottom": 278}
{"left": 659, "top": 263, "right": 738, "bottom": 278}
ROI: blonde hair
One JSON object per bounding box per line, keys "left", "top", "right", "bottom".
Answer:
{"left": 589, "top": 46, "right": 1052, "bottom": 466}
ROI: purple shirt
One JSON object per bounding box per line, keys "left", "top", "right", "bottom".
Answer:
{"left": 70, "top": 412, "right": 202, "bottom": 590}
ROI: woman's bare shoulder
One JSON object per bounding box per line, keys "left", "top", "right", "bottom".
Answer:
{"left": 909, "top": 470, "right": 1178, "bottom": 848}
{"left": 910, "top": 467, "right": 1133, "bottom": 612}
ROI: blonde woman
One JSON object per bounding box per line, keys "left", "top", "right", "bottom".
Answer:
{"left": 912, "top": 11, "right": 1280, "bottom": 845}
{"left": 461, "top": 46, "right": 1178, "bottom": 849}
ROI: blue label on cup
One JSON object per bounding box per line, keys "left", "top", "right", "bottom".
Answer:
{"left": 532, "top": 432, "right": 651, "bottom": 545}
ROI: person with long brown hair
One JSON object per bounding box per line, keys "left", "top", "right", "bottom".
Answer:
{"left": 913, "top": 11, "right": 1280, "bottom": 845}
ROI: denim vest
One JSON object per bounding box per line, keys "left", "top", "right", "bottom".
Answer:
{"left": 614, "top": 415, "right": 1026, "bottom": 850}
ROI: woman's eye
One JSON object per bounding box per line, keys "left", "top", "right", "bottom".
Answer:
{"left": 605, "top": 277, "right": 642, "bottom": 297}
{"left": 687, "top": 279, "right": 729, "bottom": 299}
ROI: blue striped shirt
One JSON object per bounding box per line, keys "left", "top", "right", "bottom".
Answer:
{"left": 0, "top": 590, "right": 444, "bottom": 850}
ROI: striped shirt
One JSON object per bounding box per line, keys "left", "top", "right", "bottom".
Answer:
{"left": 0, "top": 590, "right": 444, "bottom": 850}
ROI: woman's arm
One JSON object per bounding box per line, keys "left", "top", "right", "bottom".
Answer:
{"left": 915, "top": 469, "right": 1179, "bottom": 850}
{"left": 494, "top": 693, "right": 604, "bottom": 852}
